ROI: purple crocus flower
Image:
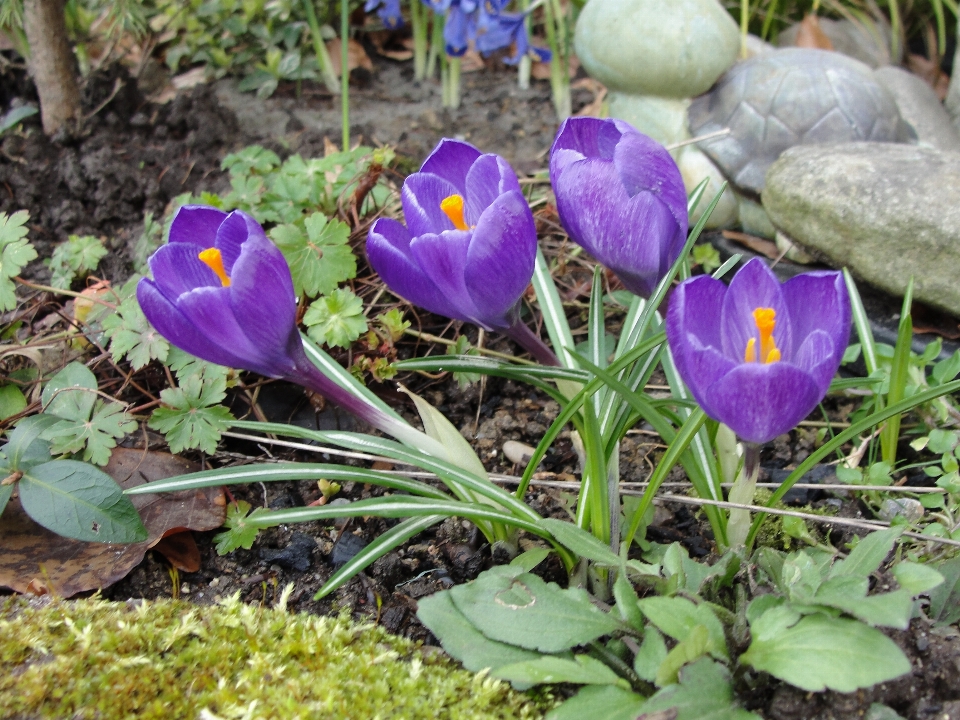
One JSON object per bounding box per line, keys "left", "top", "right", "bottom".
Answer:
{"left": 364, "top": 0, "right": 403, "bottom": 29}
{"left": 366, "top": 138, "right": 557, "bottom": 365}
{"left": 549, "top": 117, "right": 689, "bottom": 298}
{"left": 666, "top": 258, "right": 851, "bottom": 445}
{"left": 425, "top": 0, "right": 549, "bottom": 63}
{"left": 137, "top": 205, "right": 417, "bottom": 439}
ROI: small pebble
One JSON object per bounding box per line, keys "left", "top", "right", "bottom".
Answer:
{"left": 503, "top": 440, "right": 536, "bottom": 465}
{"left": 332, "top": 532, "right": 368, "bottom": 567}
{"left": 917, "top": 635, "right": 930, "bottom": 652}
{"left": 879, "top": 498, "right": 924, "bottom": 524}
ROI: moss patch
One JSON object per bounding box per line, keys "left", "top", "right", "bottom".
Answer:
{"left": 0, "top": 592, "right": 547, "bottom": 720}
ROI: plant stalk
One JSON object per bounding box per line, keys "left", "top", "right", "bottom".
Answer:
{"left": 411, "top": 0, "right": 428, "bottom": 81}
{"left": 302, "top": 0, "right": 341, "bottom": 94}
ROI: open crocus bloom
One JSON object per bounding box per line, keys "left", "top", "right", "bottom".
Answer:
{"left": 666, "top": 258, "right": 851, "bottom": 445}
{"left": 137, "top": 205, "right": 418, "bottom": 440}
{"left": 550, "top": 117, "right": 688, "bottom": 298}
{"left": 367, "top": 139, "right": 556, "bottom": 364}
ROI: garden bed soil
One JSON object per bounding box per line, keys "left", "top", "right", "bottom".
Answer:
{"left": 2, "top": 55, "right": 959, "bottom": 720}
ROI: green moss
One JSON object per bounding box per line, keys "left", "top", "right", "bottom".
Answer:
{"left": 0, "top": 591, "right": 548, "bottom": 720}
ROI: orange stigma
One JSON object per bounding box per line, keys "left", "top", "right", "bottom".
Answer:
{"left": 440, "top": 194, "right": 470, "bottom": 231}
{"left": 744, "top": 307, "right": 780, "bottom": 364}
{"left": 198, "top": 247, "right": 231, "bottom": 287}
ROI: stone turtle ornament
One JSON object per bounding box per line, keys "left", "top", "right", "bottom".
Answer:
{"left": 689, "top": 48, "right": 914, "bottom": 195}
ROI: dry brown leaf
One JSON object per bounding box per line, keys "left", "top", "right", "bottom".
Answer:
{"left": 794, "top": 14, "right": 834, "bottom": 51}
{"left": 531, "top": 52, "right": 579, "bottom": 81}
{"left": 722, "top": 231, "right": 781, "bottom": 260}
{"left": 912, "top": 302, "right": 960, "bottom": 340}
{"left": 368, "top": 31, "right": 414, "bottom": 61}
{"left": 152, "top": 531, "right": 202, "bottom": 572}
{"left": 0, "top": 448, "right": 224, "bottom": 597}
{"left": 327, "top": 38, "right": 375, "bottom": 75}
{"left": 573, "top": 78, "right": 607, "bottom": 117}
{"left": 460, "top": 49, "right": 486, "bottom": 73}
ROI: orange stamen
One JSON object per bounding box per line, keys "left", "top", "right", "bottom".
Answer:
{"left": 744, "top": 307, "right": 780, "bottom": 364}
{"left": 198, "top": 247, "right": 231, "bottom": 287}
{"left": 440, "top": 194, "right": 470, "bottom": 231}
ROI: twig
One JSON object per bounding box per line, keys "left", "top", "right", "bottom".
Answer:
{"left": 403, "top": 328, "right": 538, "bottom": 364}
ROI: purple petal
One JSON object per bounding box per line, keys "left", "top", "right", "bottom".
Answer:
{"left": 366, "top": 218, "right": 461, "bottom": 319}
{"left": 782, "top": 271, "right": 851, "bottom": 360}
{"left": 137, "top": 279, "right": 251, "bottom": 370}
{"left": 613, "top": 129, "right": 688, "bottom": 235}
{"left": 215, "top": 210, "right": 266, "bottom": 274}
{"left": 148, "top": 243, "right": 220, "bottom": 300}
{"left": 553, "top": 156, "right": 681, "bottom": 297}
{"left": 419, "top": 138, "right": 482, "bottom": 195}
{"left": 720, "top": 258, "right": 792, "bottom": 362}
{"left": 401, "top": 173, "right": 462, "bottom": 238}
{"left": 551, "top": 117, "right": 622, "bottom": 162}
{"left": 409, "top": 229, "right": 483, "bottom": 324}
{"left": 702, "top": 362, "right": 823, "bottom": 444}
{"left": 175, "top": 285, "right": 280, "bottom": 377}
{"left": 168, "top": 205, "right": 227, "bottom": 249}
{"left": 792, "top": 329, "right": 839, "bottom": 393}
{"left": 463, "top": 154, "right": 522, "bottom": 226}
{"left": 463, "top": 190, "right": 536, "bottom": 327}
{"left": 227, "top": 233, "right": 300, "bottom": 370}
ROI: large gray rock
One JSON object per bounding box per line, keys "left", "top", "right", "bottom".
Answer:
{"left": 762, "top": 143, "right": 960, "bottom": 316}
{"left": 874, "top": 66, "right": 960, "bottom": 152}
{"left": 690, "top": 49, "right": 910, "bottom": 194}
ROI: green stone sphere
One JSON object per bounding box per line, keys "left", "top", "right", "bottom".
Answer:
{"left": 574, "top": 0, "right": 740, "bottom": 98}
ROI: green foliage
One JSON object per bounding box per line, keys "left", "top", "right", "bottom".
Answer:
{"left": 148, "top": 374, "right": 235, "bottom": 454}
{"left": 0, "top": 383, "right": 26, "bottom": 421}
{"left": 0, "top": 416, "right": 146, "bottom": 543}
{"left": 377, "top": 308, "right": 410, "bottom": 343}
{"left": 39, "top": 362, "right": 136, "bottom": 466}
{"left": 236, "top": 46, "right": 316, "bottom": 98}
{"left": 271, "top": 212, "right": 355, "bottom": 297}
{"left": 304, "top": 287, "right": 368, "bottom": 348}
{"left": 692, "top": 243, "right": 721, "bottom": 273}
{"left": 0, "top": 210, "right": 36, "bottom": 311}
{"left": 0, "top": 104, "right": 37, "bottom": 134}
{"left": 100, "top": 278, "right": 170, "bottom": 370}
{"left": 47, "top": 235, "right": 108, "bottom": 290}
{"left": 213, "top": 499, "right": 264, "bottom": 553}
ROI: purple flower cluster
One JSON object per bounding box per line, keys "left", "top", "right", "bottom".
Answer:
{"left": 425, "top": 0, "right": 550, "bottom": 64}
{"left": 364, "top": 0, "right": 403, "bottom": 29}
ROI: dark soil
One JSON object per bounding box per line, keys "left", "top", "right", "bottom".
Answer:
{"left": 2, "top": 54, "right": 959, "bottom": 720}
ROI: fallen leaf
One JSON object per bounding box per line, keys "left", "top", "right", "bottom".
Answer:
{"left": 531, "top": 52, "right": 579, "bottom": 80}
{"left": 573, "top": 78, "right": 607, "bottom": 117}
{"left": 0, "top": 448, "right": 224, "bottom": 597}
{"left": 912, "top": 302, "right": 960, "bottom": 340}
{"left": 722, "top": 230, "right": 781, "bottom": 260}
{"left": 327, "top": 38, "right": 375, "bottom": 75}
{"left": 460, "top": 49, "right": 486, "bottom": 73}
{"left": 152, "top": 531, "right": 201, "bottom": 572}
{"left": 794, "top": 14, "right": 834, "bottom": 51}
{"left": 368, "top": 31, "right": 414, "bottom": 61}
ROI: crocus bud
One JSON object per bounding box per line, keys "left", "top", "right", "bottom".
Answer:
{"left": 367, "top": 139, "right": 557, "bottom": 365}
{"left": 550, "top": 117, "right": 689, "bottom": 298}
{"left": 666, "top": 258, "right": 851, "bottom": 444}
{"left": 137, "top": 206, "right": 413, "bottom": 439}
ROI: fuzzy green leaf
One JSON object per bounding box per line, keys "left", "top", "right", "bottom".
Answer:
{"left": 42, "top": 361, "right": 98, "bottom": 422}
{"left": 148, "top": 375, "right": 234, "bottom": 454}
{"left": 303, "top": 288, "right": 367, "bottom": 348}
{"left": 494, "top": 654, "right": 621, "bottom": 687}
{"left": 638, "top": 658, "right": 759, "bottom": 720}
{"left": 270, "top": 212, "right": 355, "bottom": 297}
{"left": 742, "top": 613, "right": 911, "bottom": 692}
{"left": 546, "top": 685, "right": 646, "bottom": 720}
{"left": 47, "top": 235, "right": 108, "bottom": 289}
{"left": 18, "top": 459, "right": 147, "bottom": 543}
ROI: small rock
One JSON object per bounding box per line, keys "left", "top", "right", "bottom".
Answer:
{"left": 878, "top": 498, "right": 924, "bottom": 524}
{"left": 503, "top": 440, "right": 536, "bottom": 465}
{"left": 331, "top": 532, "right": 367, "bottom": 567}
{"left": 768, "top": 465, "right": 835, "bottom": 505}
{"left": 258, "top": 532, "right": 316, "bottom": 573}
{"left": 874, "top": 66, "right": 960, "bottom": 152}
{"left": 763, "top": 143, "right": 960, "bottom": 317}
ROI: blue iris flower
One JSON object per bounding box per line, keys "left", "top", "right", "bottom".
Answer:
{"left": 422, "top": 0, "right": 550, "bottom": 64}
{"left": 364, "top": 0, "right": 404, "bottom": 29}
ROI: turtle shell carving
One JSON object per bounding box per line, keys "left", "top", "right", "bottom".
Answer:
{"left": 688, "top": 48, "right": 912, "bottom": 194}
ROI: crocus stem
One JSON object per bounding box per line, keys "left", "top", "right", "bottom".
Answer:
{"left": 411, "top": 0, "right": 428, "bottom": 81}
{"left": 340, "top": 0, "right": 350, "bottom": 151}
{"left": 740, "top": 0, "right": 749, "bottom": 59}
{"left": 302, "top": 0, "right": 340, "bottom": 94}
{"left": 726, "top": 443, "right": 760, "bottom": 548}
{"left": 447, "top": 55, "right": 461, "bottom": 109}
{"left": 502, "top": 319, "right": 561, "bottom": 366}
{"left": 543, "top": 0, "right": 571, "bottom": 119}
{"left": 427, "top": 11, "right": 442, "bottom": 79}
{"left": 517, "top": 0, "right": 531, "bottom": 89}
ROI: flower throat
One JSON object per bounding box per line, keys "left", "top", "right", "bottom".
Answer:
{"left": 198, "top": 248, "right": 231, "bottom": 287}
{"left": 744, "top": 308, "right": 780, "bottom": 364}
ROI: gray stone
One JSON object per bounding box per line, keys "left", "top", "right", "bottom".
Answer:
{"left": 574, "top": 0, "right": 739, "bottom": 98}
{"left": 878, "top": 498, "right": 924, "bottom": 524}
{"left": 690, "top": 49, "right": 910, "bottom": 194}
{"left": 778, "top": 17, "right": 899, "bottom": 68}
{"left": 502, "top": 440, "right": 535, "bottom": 466}
{"left": 762, "top": 143, "right": 960, "bottom": 317}
{"left": 874, "top": 66, "right": 960, "bottom": 152}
